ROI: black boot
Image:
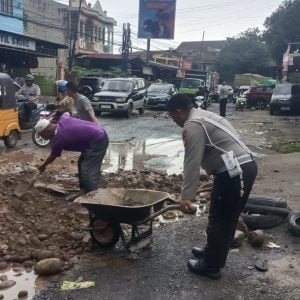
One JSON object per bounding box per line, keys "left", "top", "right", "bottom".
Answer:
{"left": 191, "top": 247, "right": 204, "bottom": 259}
{"left": 187, "top": 259, "right": 221, "bottom": 280}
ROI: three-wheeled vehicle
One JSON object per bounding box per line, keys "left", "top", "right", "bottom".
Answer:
{"left": 0, "top": 73, "right": 21, "bottom": 148}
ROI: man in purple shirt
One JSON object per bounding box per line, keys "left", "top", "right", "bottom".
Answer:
{"left": 35, "top": 114, "right": 109, "bottom": 201}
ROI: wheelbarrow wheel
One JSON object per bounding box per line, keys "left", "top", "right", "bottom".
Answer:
{"left": 90, "top": 218, "right": 120, "bottom": 248}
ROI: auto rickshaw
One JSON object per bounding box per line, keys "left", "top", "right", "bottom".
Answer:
{"left": 0, "top": 73, "right": 21, "bottom": 148}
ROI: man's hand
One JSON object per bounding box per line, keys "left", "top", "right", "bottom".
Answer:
{"left": 38, "top": 163, "right": 46, "bottom": 173}
{"left": 180, "top": 199, "right": 197, "bottom": 214}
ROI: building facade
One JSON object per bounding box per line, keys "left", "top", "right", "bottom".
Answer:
{"left": 69, "top": 0, "right": 116, "bottom": 55}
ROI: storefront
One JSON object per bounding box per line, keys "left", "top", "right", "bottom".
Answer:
{"left": 0, "top": 30, "right": 66, "bottom": 77}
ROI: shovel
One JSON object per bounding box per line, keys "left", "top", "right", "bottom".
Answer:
{"left": 14, "top": 172, "right": 41, "bottom": 198}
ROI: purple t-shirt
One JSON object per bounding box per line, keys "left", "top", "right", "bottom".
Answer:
{"left": 51, "top": 114, "right": 106, "bottom": 158}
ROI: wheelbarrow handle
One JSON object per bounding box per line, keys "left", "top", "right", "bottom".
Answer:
{"left": 139, "top": 204, "right": 181, "bottom": 224}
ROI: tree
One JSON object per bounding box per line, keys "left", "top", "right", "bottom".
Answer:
{"left": 263, "top": 0, "right": 300, "bottom": 64}
{"left": 215, "top": 29, "right": 274, "bottom": 83}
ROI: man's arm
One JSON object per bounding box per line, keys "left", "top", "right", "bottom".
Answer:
{"left": 180, "top": 122, "right": 206, "bottom": 211}
{"left": 38, "top": 153, "right": 56, "bottom": 173}
{"left": 86, "top": 108, "right": 99, "bottom": 123}
{"left": 30, "top": 86, "right": 41, "bottom": 102}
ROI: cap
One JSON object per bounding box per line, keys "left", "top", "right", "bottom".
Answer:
{"left": 35, "top": 119, "right": 50, "bottom": 134}
{"left": 24, "top": 74, "right": 34, "bottom": 81}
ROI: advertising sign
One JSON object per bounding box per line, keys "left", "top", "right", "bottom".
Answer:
{"left": 0, "top": 32, "right": 36, "bottom": 51}
{"left": 138, "top": 0, "right": 176, "bottom": 39}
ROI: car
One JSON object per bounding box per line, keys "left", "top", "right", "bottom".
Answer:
{"left": 78, "top": 76, "right": 108, "bottom": 99}
{"left": 91, "top": 78, "right": 146, "bottom": 117}
{"left": 270, "top": 83, "right": 300, "bottom": 115}
{"left": 146, "top": 83, "right": 177, "bottom": 109}
{"left": 246, "top": 85, "right": 275, "bottom": 109}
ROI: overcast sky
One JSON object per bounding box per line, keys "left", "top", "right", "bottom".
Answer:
{"left": 57, "top": 0, "right": 284, "bottom": 52}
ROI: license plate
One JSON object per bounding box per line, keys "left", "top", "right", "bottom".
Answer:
{"left": 280, "top": 107, "right": 290, "bottom": 111}
{"left": 101, "top": 105, "right": 111, "bottom": 109}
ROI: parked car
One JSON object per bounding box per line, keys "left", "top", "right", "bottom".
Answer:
{"left": 78, "top": 76, "right": 107, "bottom": 99}
{"left": 246, "top": 85, "right": 275, "bottom": 109}
{"left": 146, "top": 83, "right": 177, "bottom": 109}
{"left": 91, "top": 78, "right": 146, "bottom": 117}
{"left": 270, "top": 83, "right": 300, "bottom": 115}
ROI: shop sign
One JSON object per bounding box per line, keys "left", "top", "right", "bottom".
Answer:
{"left": 0, "top": 32, "right": 36, "bottom": 51}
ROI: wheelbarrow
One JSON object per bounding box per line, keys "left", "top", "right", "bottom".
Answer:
{"left": 74, "top": 188, "right": 181, "bottom": 252}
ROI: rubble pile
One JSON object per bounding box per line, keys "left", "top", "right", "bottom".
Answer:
{"left": 0, "top": 165, "right": 213, "bottom": 274}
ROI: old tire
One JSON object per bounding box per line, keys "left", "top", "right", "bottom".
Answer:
{"left": 247, "top": 196, "right": 287, "bottom": 208}
{"left": 241, "top": 213, "right": 290, "bottom": 229}
{"left": 3, "top": 130, "right": 18, "bottom": 148}
{"left": 244, "top": 203, "right": 290, "bottom": 216}
{"left": 288, "top": 213, "right": 300, "bottom": 237}
{"left": 90, "top": 219, "right": 120, "bottom": 248}
{"left": 125, "top": 103, "right": 133, "bottom": 118}
{"left": 32, "top": 129, "right": 50, "bottom": 148}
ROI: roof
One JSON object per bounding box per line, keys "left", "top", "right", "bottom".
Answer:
{"left": 93, "top": 0, "right": 103, "bottom": 12}
{"left": 177, "top": 40, "right": 227, "bottom": 52}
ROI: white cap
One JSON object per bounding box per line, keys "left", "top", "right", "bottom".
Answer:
{"left": 34, "top": 119, "right": 50, "bottom": 133}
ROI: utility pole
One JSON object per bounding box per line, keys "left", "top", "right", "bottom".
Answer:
{"left": 198, "top": 30, "right": 205, "bottom": 71}
{"left": 68, "top": 0, "right": 83, "bottom": 76}
{"left": 121, "top": 23, "right": 132, "bottom": 75}
{"left": 146, "top": 39, "right": 151, "bottom": 64}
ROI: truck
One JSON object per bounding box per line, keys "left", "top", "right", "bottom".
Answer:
{"left": 234, "top": 73, "right": 273, "bottom": 88}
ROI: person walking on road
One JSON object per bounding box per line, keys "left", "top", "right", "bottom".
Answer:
{"left": 36, "top": 113, "right": 109, "bottom": 201}
{"left": 66, "top": 81, "right": 98, "bottom": 123}
{"left": 167, "top": 94, "right": 257, "bottom": 279}
{"left": 219, "top": 82, "right": 232, "bottom": 117}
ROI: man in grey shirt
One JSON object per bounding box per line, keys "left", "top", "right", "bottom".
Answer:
{"left": 167, "top": 94, "right": 257, "bottom": 279}
{"left": 66, "top": 82, "right": 98, "bottom": 123}
{"left": 219, "top": 82, "right": 232, "bottom": 117}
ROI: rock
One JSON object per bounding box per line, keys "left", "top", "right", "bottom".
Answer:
{"left": 0, "top": 280, "right": 16, "bottom": 289}
{"left": 34, "top": 258, "right": 62, "bottom": 276}
{"left": 236, "top": 218, "right": 249, "bottom": 236}
{"left": 163, "top": 211, "right": 177, "bottom": 220}
{"left": 69, "top": 232, "right": 84, "bottom": 241}
{"left": 177, "top": 211, "right": 184, "bottom": 218}
{"left": 0, "top": 294, "right": 3, "bottom": 300}
{"left": 36, "top": 250, "right": 56, "bottom": 261}
{"left": 38, "top": 234, "right": 48, "bottom": 241}
{"left": 144, "top": 179, "right": 155, "bottom": 188}
{"left": 23, "top": 261, "right": 34, "bottom": 269}
{"left": 0, "top": 262, "right": 8, "bottom": 270}
{"left": 248, "top": 230, "right": 265, "bottom": 248}
{"left": 0, "top": 275, "right": 8, "bottom": 282}
{"left": 18, "top": 290, "right": 28, "bottom": 298}
{"left": 232, "top": 230, "right": 245, "bottom": 248}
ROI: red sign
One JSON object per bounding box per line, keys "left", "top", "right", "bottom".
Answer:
{"left": 182, "top": 59, "right": 192, "bottom": 70}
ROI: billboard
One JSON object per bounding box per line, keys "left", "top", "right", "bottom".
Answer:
{"left": 138, "top": 0, "right": 176, "bottom": 39}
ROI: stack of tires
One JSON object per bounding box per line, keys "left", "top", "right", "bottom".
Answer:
{"left": 242, "top": 196, "right": 300, "bottom": 237}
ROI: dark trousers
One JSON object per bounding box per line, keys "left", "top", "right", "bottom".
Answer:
{"left": 219, "top": 98, "right": 227, "bottom": 117}
{"left": 24, "top": 101, "right": 37, "bottom": 122}
{"left": 78, "top": 134, "right": 109, "bottom": 193}
{"left": 203, "top": 161, "right": 257, "bottom": 269}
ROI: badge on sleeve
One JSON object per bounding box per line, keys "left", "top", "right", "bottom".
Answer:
{"left": 182, "top": 129, "right": 188, "bottom": 146}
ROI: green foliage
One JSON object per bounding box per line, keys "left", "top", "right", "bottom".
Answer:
{"left": 276, "top": 142, "right": 300, "bottom": 153}
{"left": 263, "top": 0, "right": 300, "bottom": 64}
{"left": 34, "top": 75, "right": 56, "bottom": 96}
{"left": 215, "top": 29, "right": 275, "bottom": 83}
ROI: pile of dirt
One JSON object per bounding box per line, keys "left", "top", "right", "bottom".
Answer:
{"left": 0, "top": 165, "right": 213, "bottom": 272}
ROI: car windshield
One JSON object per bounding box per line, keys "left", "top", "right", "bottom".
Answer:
{"left": 274, "top": 85, "right": 291, "bottom": 95}
{"left": 180, "top": 79, "right": 202, "bottom": 88}
{"left": 79, "top": 78, "right": 99, "bottom": 87}
{"left": 102, "top": 80, "right": 133, "bottom": 92}
{"left": 147, "top": 84, "right": 170, "bottom": 93}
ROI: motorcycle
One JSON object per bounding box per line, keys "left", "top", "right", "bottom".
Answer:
{"left": 195, "top": 95, "right": 210, "bottom": 110}
{"left": 235, "top": 96, "right": 246, "bottom": 111}
{"left": 17, "top": 96, "right": 46, "bottom": 130}
{"left": 32, "top": 104, "right": 57, "bottom": 147}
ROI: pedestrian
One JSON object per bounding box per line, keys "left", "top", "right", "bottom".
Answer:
{"left": 66, "top": 81, "right": 98, "bottom": 123}
{"left": 36, "top": 113, "right": 109, "bottom": 202}
{"left": 16, "top": 74, "right": 41, "bottom": 122}
{"left": 167, "top": 94, "right": 257, "bottom": 279}
{"left": 219, "top": 82, "right": 232, "bottom": 117}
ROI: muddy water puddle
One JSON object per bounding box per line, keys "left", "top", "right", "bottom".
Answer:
{"left": 1, "top": 138, "right": 184, "bottom": 175}
{"left": 0, "top": 266, "right": 58, "bottom": 300}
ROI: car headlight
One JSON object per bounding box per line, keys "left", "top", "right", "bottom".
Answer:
{"left": 115, "top": 97, "right": 127, "bottom": 103}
